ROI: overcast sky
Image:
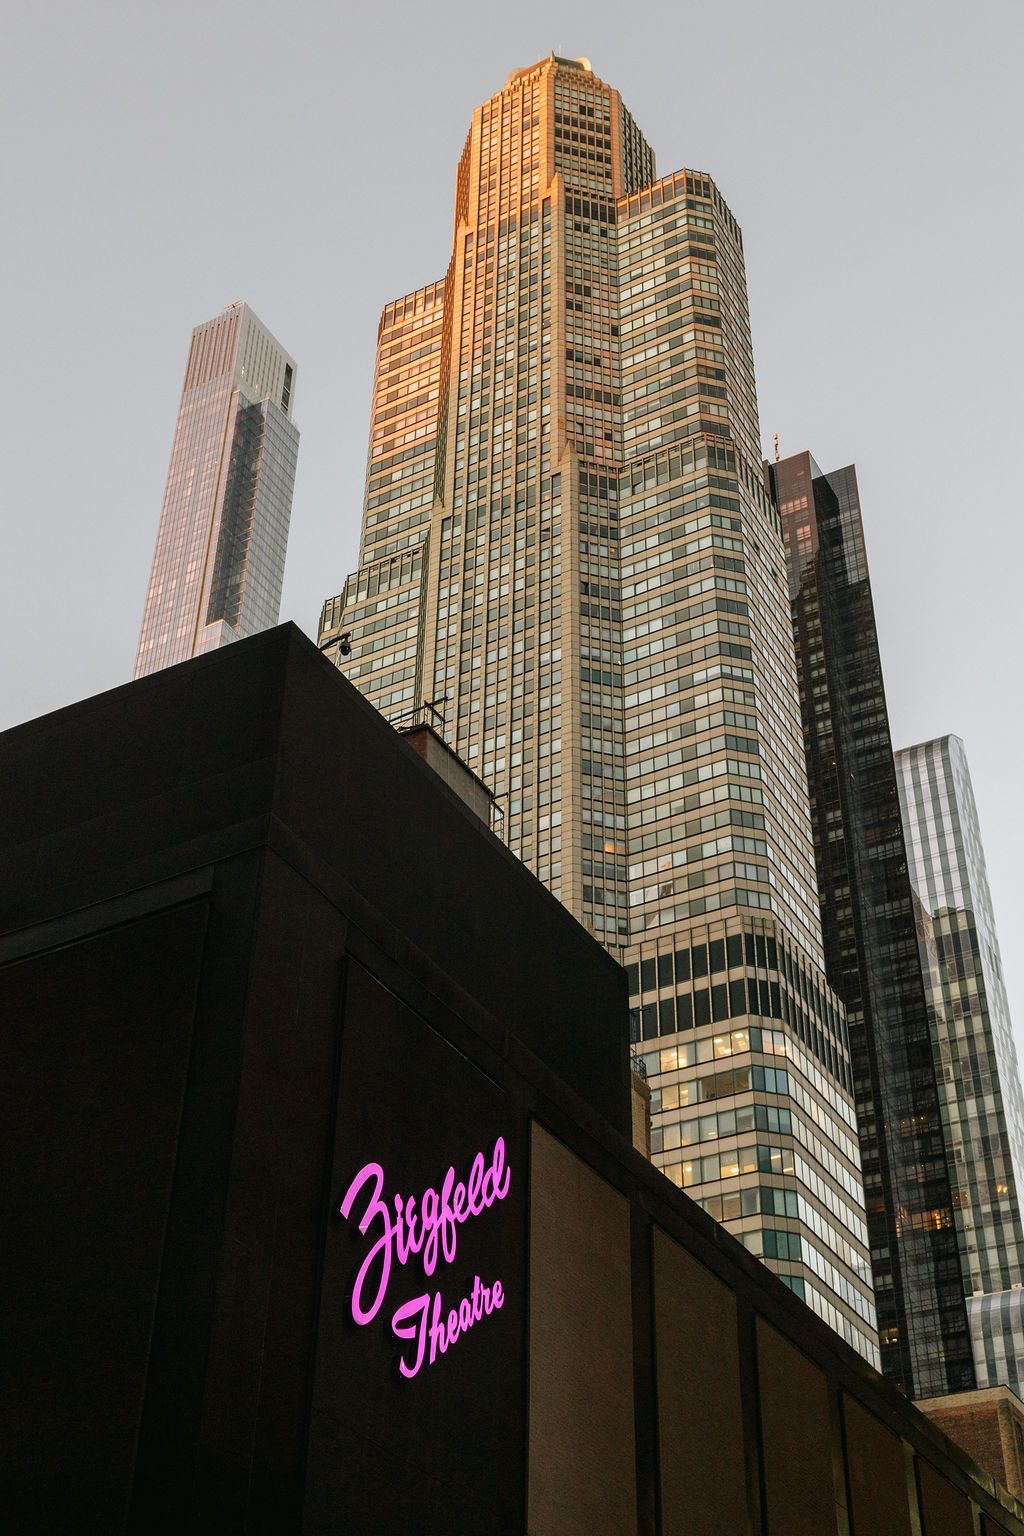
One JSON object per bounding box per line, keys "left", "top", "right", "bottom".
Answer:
{"left": 3, "top": 0, "right": 1022, "bottom": 1046}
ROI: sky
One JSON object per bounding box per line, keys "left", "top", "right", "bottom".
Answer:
{"left": 2, "top": 0, "right": 1022, "bottom": 1043}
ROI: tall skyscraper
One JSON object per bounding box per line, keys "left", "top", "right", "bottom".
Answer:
{"left": 896, "top": 736, "right": 1024, "bottom": 1390}
{"left": 767, "top": 451, "right": 972, "bottom": 1397}
{"left": 135, "top": 301, "right": 299, "bottom": 679}
{"left": 320, "top": 56, "right": 877, "bottom": 1365}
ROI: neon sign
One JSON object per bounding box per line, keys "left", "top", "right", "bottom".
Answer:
{"left": 338, "top": 1137, "right": 510, "bottom": 1379}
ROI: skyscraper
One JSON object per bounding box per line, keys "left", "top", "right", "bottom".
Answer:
{"left": 896, "top": 736, "right": 1024, "bottom": 1390}
{"left": 320, "top": 56, "right": 877, "bottom": 1364}
{"left": 135, "top": 301, "right": 299, "bottom": 679}
{"left": 768, "top": 451, "right": 973, "bottom": 1397}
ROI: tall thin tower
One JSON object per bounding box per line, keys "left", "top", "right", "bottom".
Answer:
{"left": 135, "top": 301, "right": 299, "bottom": 679}
{"left": 897, "top": 736, "right": 1024, "bottom": 1392}
{"left": 320, "top": 57, "right": 877, "bottom": 1366}
{"left": 768, "top": 451, "right": 974, "bottom": 1397}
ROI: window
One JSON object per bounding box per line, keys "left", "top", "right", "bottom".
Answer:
{"left": 700, "top": 1065, "right": 750, "bottom": 1101}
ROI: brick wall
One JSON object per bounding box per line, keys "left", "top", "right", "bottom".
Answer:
{"left": 919, "top": 1389, "right": 1024, "bottom": 1501}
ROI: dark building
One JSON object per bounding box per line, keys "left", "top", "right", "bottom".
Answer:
{"left": 767, "top": 452, "right": 974, "bottom": 1399}
{"left": 1, "top": 623, "right": 1019, "bottom": 1534}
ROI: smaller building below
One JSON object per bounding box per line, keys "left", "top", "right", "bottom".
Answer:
{"left": 918, "top": 1386, "right": 1024, "bottom": 1503}
{"left": 629, "top": 1058, "right": 651, "bottom": 1159}
{"left": 398, "top": 719, "right": 495, "bottom": 826}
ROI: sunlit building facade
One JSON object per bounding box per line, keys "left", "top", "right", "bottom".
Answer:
{"left": 135, "top": 301, "right": 298, "bottom": 678}
{"left": 320, "top": 56, "right": 877, "bottom": 1364}
{"left": 768, "top": 451, "right": 973, "bottom": 1397}
{"left": 896, "top": 736, "right": 1024, "bottom": 1390}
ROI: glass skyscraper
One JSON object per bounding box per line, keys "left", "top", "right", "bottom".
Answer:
{"left": 896, "top": 736, "right": 1024, "bottom": 1391}
{"left": 135, "top": 301, "right": 299, "bottom": 679}
{"left": 767, "top": 451, "right": 973, "bottom": 1398}
{"left": 320, "top": 57, "right": 877, "bottom": 1365}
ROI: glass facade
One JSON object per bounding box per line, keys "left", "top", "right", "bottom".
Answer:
{"left": 896, "top": 735, "right": 1024, "bottom": 1389}
{"left": 135, "top": 302, "right": 299, "bottom": 678}
{"left": 319, "top": 57, "right": 876, "bottom": 1366}
{"left": 768, "top": 452, "right": 973, "bottom": 1398}
{"left": 969, "top": 1290, "right": 1024, "bottom": 1397}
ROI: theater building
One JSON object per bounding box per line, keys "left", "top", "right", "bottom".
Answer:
{"left": 1, "top": 625, "right": 1021, "bottom": 1535}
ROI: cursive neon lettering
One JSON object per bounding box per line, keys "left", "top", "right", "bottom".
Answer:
{"left": 451, "top": 1177, "right": 466, "bottom": 1224}
{"left": 429, "top": 1290, "right": 448, "bottom": 1361}
{"left": 466, "top": 1151, "right": 484, "bottom": 1215}
{"left": 338, "top": 1161, "right": 391, "bottom": 1326}
{"left": 481, "top": 1137, "right": 510, "bottom": 1206}
{"left": 391, "top": 1277, "right": 506, "bottom": 1379}
{"left": 421, "top": 1186, "right": 441, "bottom": 1274}
{"left": 391, "top": 1292, "right": 430, "bottom": 1379}
{"left": 440, "top": 1166, "right": 459, "bottom": 1265}
{"left": 338, "top": 1138, "right": 512, "bottom": 1327}
{"left": 338, "top": 1138, "right": 511, "bottom": 1379}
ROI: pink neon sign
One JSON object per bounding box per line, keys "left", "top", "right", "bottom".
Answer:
{"left": 338, "top": 1138, "right": 510, "bottom": 1379}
